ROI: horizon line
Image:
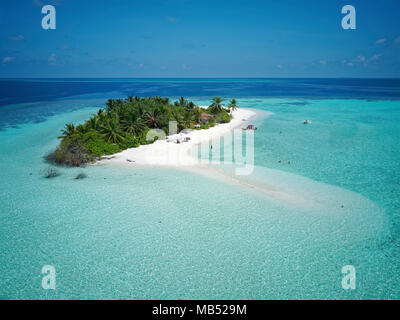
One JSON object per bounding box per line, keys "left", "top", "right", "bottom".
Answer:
{"left": 1, "top": 77, "right": 400, "bottom": 80}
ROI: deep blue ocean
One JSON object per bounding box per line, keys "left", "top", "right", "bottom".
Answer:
{"left": 1, "top": 78, "right": 400, "bottom": 106}
{"left": 1, "top": 78, "right": 399, "bottom": 131}
{"left": 0, "top": 78, "right": 399, "bottom": 299}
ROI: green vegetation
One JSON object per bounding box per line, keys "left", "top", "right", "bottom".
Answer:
{"left": 47, "top": 96, "right": 238, "bottom": 167}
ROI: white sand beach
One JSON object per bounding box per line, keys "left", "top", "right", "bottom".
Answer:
{"left": 99, "top": 107, "right": 258, "bottom": 167}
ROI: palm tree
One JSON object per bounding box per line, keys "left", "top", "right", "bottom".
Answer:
{"left": 171, "top": 108, "right": 183, "bottom": 122}
{"left": 87, "top": 117, "right": 100, "bottom": 131}
{"left": 187, "top": 101, "right": 196, "bottom": 110}
{"left": 121, "top": 112, "right": 145, "bottom": 136}
{"left": 99, "top": 116, "right": 125, "bottom": 144}
{"left": 210, "top": 97, "right": 223, "bottom": 114}
{"left": 183, "top": 110, "right": 194, "bottom": 129}
{"left": 96, "top": 110, "right": 106, "bottom": 126}
{"left": 193, "top": 107, "right": 202, "bottom": 124}
{"left": 135, "top": 104, "right": 147, "bottom": 118}
{"left": 175, "top": 97, "right": 188, "bottom": 108}
{"left": 145, "top": 108, "right": 162, "bottom": 128}
{"left": 58, "top": 123, "right": 76, "bottom": 139}
{"left": 106, "top": 99, "right": 124, "bottom": 111}
{"left": 106, "top": 99, "right": 116, "bottom": 111}
{"left": 76, "top": 124, "right": 89, "bottom": 135}
{"left": 228, "top": 98, "right": 238, "bottom": 113}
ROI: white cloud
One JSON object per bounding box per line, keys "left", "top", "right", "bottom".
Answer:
{"left": 375, "top": 38, "right": 387, "bottom": 45}
{"left": 343, "top": 54, "right": 383, "bottom": 68}
{"left": 319, "top": 60, "right": 327, "bottom": 65}
{"left": 2, "top": 57, "right": 15, "bottom": 63}
{"left": 370, "top": 54, "right": 383, "bottom": 61}
{"left": 354, "top": 55, "right": 366, "bottom": 62}
{"left": 9, "top": 35, "right": 24, "bottom": 41}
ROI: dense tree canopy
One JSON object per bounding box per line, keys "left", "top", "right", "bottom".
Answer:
{"left": 47, "top": 96, "right": 237, "bottom": 167}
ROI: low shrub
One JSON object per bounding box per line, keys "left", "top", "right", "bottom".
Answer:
{"left": 43, "top": 167, "right": 61, "bottom": 179}
{"left": 56, "top": 139, "right": 94, "bottom": 167}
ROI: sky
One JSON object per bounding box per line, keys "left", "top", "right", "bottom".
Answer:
{"left": 0, "top": 0, "right": 399, "bottom": 78}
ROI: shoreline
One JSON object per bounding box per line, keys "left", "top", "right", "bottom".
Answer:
{"left": 94, "top": 103, "right": 386, "bottom": 212}
{"left": 96, "top": 107, "right": 312, "bottom": 206}
{"left": 96, "top": 107, "right": 314, "bottom": 206}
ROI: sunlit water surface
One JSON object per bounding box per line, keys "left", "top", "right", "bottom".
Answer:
{"left": 0, "top": 79, "right": 399, "bottom": 299}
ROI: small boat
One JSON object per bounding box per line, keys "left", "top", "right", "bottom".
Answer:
{"left": 303, "top": 120, "right": 312, "bottom": 124}
{"left": 242, "top": 124, "right": 258, "bottom": 131}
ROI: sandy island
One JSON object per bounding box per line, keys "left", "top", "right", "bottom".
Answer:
{"left": 99, "top": 107, "right": 259, "bottom": 167}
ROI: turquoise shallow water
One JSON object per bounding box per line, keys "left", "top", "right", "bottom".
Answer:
{"left": 0, "top": 96, "right": 399, "bottom": 299}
